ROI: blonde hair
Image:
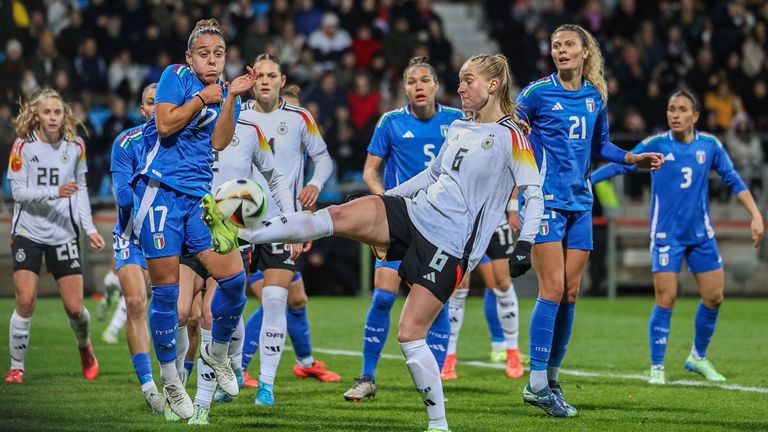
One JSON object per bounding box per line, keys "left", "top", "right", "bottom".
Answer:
{"left": 465, "top": 53, "right": 517, "bottom": 120}
{"left": 13, "top": 88, "right": 80, "bottom": 141}
{"left": 552, "top": 24, "right": 607, "bottom": 101}
{"left": 187, "top": 18, "right": 224, "bottom": 51}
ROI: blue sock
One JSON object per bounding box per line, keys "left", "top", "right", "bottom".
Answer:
{"left": 242, "top": 306, "right": 263, "bottom": 370}
{"left": 131, "top": 352, "right": 154, "bottom": 385}
{"left": 529, "top": 298, "right": 559, "bottom": 371}
{"left": 484, "top": 288, "right": 505, "bottom": 344}
{"left": 361, "top": 288, "right": 396, "bottom": 379}
{"left": 287, "top": 306, "right": 312, "bottom": 361}
{"left": 426, "top": 303, "right": 451, "bottom": 370}
{"left": 184, "top": 360, "right": 194, "bottom": 376}
{"left": 148, "top": 283, "right": 179, "bottom": 363}
{"left": 210, "top": 270, "right": 247, "bottom": 343}
{"left": 649, "top": 305, "right": 673, "bottom": 366}
{"left": 548, "top": 302, "right": 575, "bottom": 368}
{"left": 693, "top": 302, "right": 719, "bottom": 359}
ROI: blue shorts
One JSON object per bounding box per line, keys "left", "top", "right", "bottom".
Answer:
{"left": 479, "top": 255, "right": 491, "bottom": 265}
{"left": 133, "top": 177, "right": 211, "bottom": 259}
{"left": 534, "top": 208, "right": 593, "bottom": 251}
{"left": 247, "top": 269, "right": 302, "bottom": 286}
{"left": 375, "top": 259, "right": 401, "bottom": 270}
{"left": 651, "top": 238, "right": 723, "bottom": 273}
{"left": 113, "top": 233, "right": 146, "bottom": 271}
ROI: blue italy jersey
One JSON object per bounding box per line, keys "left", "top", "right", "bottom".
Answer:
{"left": 140, "top": 64, "right": 241, "bottom": 197}
{"left": 517, "top": 73, "right": 627, "bottom": 211}
{"left": 368, "top": 104, "right": 463, "bottom": 189}
{"left": 591, "top": 130, "right": 747, "bottom": 246}
{"left": 111, "top": 124, "right": 145, "bottom": 236}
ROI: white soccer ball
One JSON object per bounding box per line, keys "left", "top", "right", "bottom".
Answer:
{"left": 213, "top": 178, "right": 267, "bottom": 228}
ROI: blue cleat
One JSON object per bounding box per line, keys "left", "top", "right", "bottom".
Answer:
{"left": 255, "top": 381, "right": 275, "bottom": 406}
{"left": 548, "top": 380, "right": 578, "bottom": 416}
{"left": 522, "top": 384, "right": 577, "bottom": 418}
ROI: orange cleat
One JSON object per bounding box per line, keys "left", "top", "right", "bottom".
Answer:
{"left": 5, "top": 369, "right": 24, "bottom": 383}
{"left": 243, "top": 369, "right": 259, "bottom": 388}
{"left": 79, "top": 344, "right": 99, "bottom": 380}
{"left": 441, "top": 353, "right": 458, "bottom": 380}
{"left": 505, "top": 348, "right": 524, "bottom": 379}
{"left": 292, "top": 360, "right": 341, "bottom": 382}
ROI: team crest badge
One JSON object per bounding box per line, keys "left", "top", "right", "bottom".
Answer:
{"left": 441, "top": 125, "right": 449, "bottom": 137}
{"left": 696, "top": 151, "right": 706, "bottom": 164}
{"left": 586, "top": 98, "right": 595, "bottom": 113}
{"left": 230, "top": 136, "right": 240, "bottom": 147}
{"left": 60, "top": 152, "right": 70, "bottom": 164}
{"left": 539, "top": 221, "right": 549, "bottom": 236}
{"left": 481, "top": 135, "right": 494, "bottom": 149}
{"left": 116, "top": 249, "right": 130, "bottom": 260}
{"left": 153, "top": 233, "right": 165, "bottom": 250}
{"left": 15, "top": 248, "right": 25, "bottom": 262}
{"left": 659, "top": 253, "right": 669, "bottom": 266}
{"left": 277, "top": 124, "right": 288, "bottom": 135}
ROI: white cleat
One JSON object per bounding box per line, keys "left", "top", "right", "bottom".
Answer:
{"left": 163, "top": 381, "right": 194, "bottom": 419}
{"left": 101, "top": 328, "right": 119, "bottom": 344}
{"left": 200, "top": 343, "right": 238, "bottom": 397}
{"left": 143, "top": 382, "right": 166, "bottom": 414}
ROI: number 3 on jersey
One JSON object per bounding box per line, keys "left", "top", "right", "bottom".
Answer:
{"left": 680, "top": 167, "right": 692, "bottom": 189}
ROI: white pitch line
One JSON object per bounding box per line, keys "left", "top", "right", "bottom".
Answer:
{"left": 308, "top": 347, "right": 768, "bottom": 394}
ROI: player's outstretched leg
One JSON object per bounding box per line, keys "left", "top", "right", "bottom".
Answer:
{"left": 200, "top": 194, "right": 240, "bottom": 255}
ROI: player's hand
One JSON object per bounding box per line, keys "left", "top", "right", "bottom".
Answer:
{"left": 751, "top": 217, "right": 764, "bottom": 248}
{"left": 626, "top": 152, "right": 664, "bottom": 170}
{"left": 58, "top": 182, "right": 78, "bottom": 197}
{"left": 229, "top": 66, "right": 257, "bottom": 96}
{"left": 298, "top": 185, "right": 320, "bottom": 208}
{"left": 198, "top": 84, "right": 223, "bottom": 105}
{"left": 302, "top": 241, "right": 313, "bottom": 253}
{"left": 516, "top": 119, "right": 531, "bottom": 135}
{"left": 286, "top": 243, "right": 303, "bottom": 261}
{"left": 89, "top": 233, "right": 106, "bottom": 251}
{"left": 507, "top": 209, "right": 521, "bottom": 232}
{"left": 508, "top": 240, "right": 532, "bottom": 278}
{"left": 346, "top": 191, "right": 371, "bottom": 202}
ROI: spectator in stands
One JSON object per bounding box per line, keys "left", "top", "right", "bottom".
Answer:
{"left": 705, "top": 79, "right": 741, "bottom": 131}
{"left": 56, "top": 8, "right": 84, "bottom": 60}
{"left": 336, "top": 50, "right": 358, "bottom": 90}
{"left": 308, "top": 71, "right": 346, "bottom": 128}
{"left": 743, "top": 79, "right": 767, "bottom": 133}
{"left": 637, "top": 21, "right": 665, "bottom": 74}
{"left": 675, "top": 0, "right": 707, "bottom": 50}
{"left": 267, "top": 0, "right": 293, "bottom": 35}
{"left": 726, "top": 113, "right": 763, "bottom": 190}
{"left": 607, "top": 0, "right": 639, "bottom": 41}
{"left": 53, "top": 69, "right": 76, "bottom": 102}
{"left": 383, "top": 16, "right": 417, "bottom": 72}
{"left": 742, "top": 21, "right": 766, "bottom": 78}
{"left": 294, "top": 0, "right": 324, "bottom": 38}
{"left": 308, "top": 13, "right": 351, "bottom": 68}
{"left": 224, "top": 45, "right": 245, "bottom": 81}
{"left": 108, "top": 50, "right": 147, "bottom": 102}
{"left": 241, "top": 17, "right": 274, "bottom": 64}
{"left": 403, "top": 0, "right": 442, "bottom": 31}
{"left": 351, "top": 24, "right": 381, "bottom": 70}
{"left": 347, "top": 72, "right": 380, "bottom": 133}
{"left": 686, "top": 48, "right": 716, "bottom": 98}
{"left": 0, "top": 39, "right": 26, "bottom": 106}
{"left": 275, "top": 21, "right": 305, "bottom": 66}
{"left": 29, "top": 32, "right": 70, "bottom": 88}
{"left": 427, "top": 21, "right": 453, "bottom": 77}
{"left": 73, "top": 37, "right": 108, "bottom": 93}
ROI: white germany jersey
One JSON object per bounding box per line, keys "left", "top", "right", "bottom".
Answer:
{"left": 211, "top": 118, "right": 278, "bottom": 193}
{"left": 8, "top": 134, "right": 89, "bottom": 245}
{"left": 244, "top": 99, "right": 327, "bottom": 217}
{"left": 404, "top": 117, "right": 539, "bottom": 270}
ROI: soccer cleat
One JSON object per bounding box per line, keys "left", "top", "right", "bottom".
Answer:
{"left": 163, "top": 381, "right": 194, "bottom": 419}
{"left": 4, "top": 369, "right": 24, "bottom": 383}
{"left": 97, "top": 297, "right": 110, "bottom": 322}
{"left": 255, "top": 380, "right": 275, "bottom": 406}
{"left": 441, "top": 353, "right": 458, "bottom": 380}
{"left": 548, "top": 380, "right": 578, "bottom": 416}
{"left": 523, "top": 384, "right": 577, "bottom": 418}
{"left": 343, "top": 375, "right": 377, "bottom": 402}
{"left": 243, "top": 369, "right": 259, "bottom": 388}
{"left": 293, "top": 360, "right": 341, "bottom": 382}
{"left": 201, "top": 193, "right": 239, "bottom": 254}
{"left": 187, "top": 405, "right": 210, "bottom": 425}
{"left": 424, "top": 429, "right": 452, "bottom": 432}
{"left": 143, "top": 382, "right": 166, "bottom": 414}
{"left": 163, "top": 404, "right": 181, "bottom": 422}
{"left": 685, "top": 355, "right": 726, "bottom": 381}
{"left": 505, "top": 348, "right": 524, "bottom": 379}
{"left": 214, "top": 369, "right": 244, "bottom": 403}
{"left": 101, "top": 327, "right": 119, "bottom": 344}
{"left": 490, "top": 348, "right": 507, "bottom": 363}
{"left": 200, "top": 343, "right": 239, "bottom": 397}
{"left": 648, "top": 367, "right": 667, "bottom": 385}
{"left": 79, "top": 344, "right": 99, "bottom": 380}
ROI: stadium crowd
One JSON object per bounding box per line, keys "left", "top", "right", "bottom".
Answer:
{"left": 0, "top": 0, "right": 766, "bottom": 198}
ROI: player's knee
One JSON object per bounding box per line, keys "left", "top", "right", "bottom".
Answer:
{"left": 326, "top": 204, "right": 344, "bottom": 225}
{"left": 655, "top": 295, "right": 676, "bottom": 309}
{"left": 493, "top": 276, "right": 510, "bottom": 291}
{"left": 65, "top": 306, "right": 83, "bottom": 320}
{"left": 703, "top": 293, "right": 723, "bottom": 308}
{"left": 15, "top": 300, "right": 36, "bottom": 317}
{"left": 124, "top": 295, "right": 146, "bottom": 320}
{"left": 288, "top": 294, "right": 307, "bottom": 309}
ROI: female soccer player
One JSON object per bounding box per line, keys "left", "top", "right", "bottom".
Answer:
{"left": 591, "top": 90, "right": 763, "bottom": 385}
{"left": 236, "top": 54, "right": 336, "bottom": 407}
{"left": 343, "top": 57, "right": 461, "bottom": 402}
{"left": 6, "top": 88, "right": 106, "bottom": 384}
{"left": 229, "top": 53, "right": 544, "bottom": 432}
{"left": 109, "top": 82, "right": 166, "bottom": 412}
{"left": 516, "top": 23, "right": 663, "bottom": 418}
{"left": 132, "top": 18, "right": 256, "bottom": 419}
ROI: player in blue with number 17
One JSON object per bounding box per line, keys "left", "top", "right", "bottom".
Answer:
{"left": 591, "top": 90, "right": 763, "bottom": 385}
{"left": 131, "top": 18, "right": 256, "bottom": 420}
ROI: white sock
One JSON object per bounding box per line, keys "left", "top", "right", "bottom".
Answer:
{"left": 68, "top": 308, "right": 91, "bottom": 349}
{"left": 107, "top": 296, "right": 127, "bottom": 333}
{"left": 259, "top": 285, "right": 288, "bottom": 385}
{"left": 547, "top": 366, "right": 559, "bottom": 382}
{"left": 245, "top": 209, "right": 334, "bottom": 244}
{"left": 228, "top": 317, "right": 245, "bottom": 370}
{"left": 297, "top": 355, "right": 315, "bottom": 368}
{"left": 447, "top": 288, "right": 468, "bottom": 355}
{"left": 195, "top": 328, "right": 216, "bottom": 408}
{"left": 401, "top": 339, "right": 448, "bottom": 431}
{"left": 491, "top": 341, "right": 505, "bottom": 352}
{"left": 176, "top": 324, "right": 189, "bottom": 379}
{"left": 160, "top": 361, "right": 180, "bottom": 385}
{"left": 495, "top": 284, "right": 519, "bottom": 350}
{"left": 9, "top": 311, "right": 31, "bottom": 370}
{"left": 530, "top": 370, "right": 549, "bottom": 392}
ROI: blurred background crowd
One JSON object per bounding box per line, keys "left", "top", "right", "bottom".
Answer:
{"left": 0, "top": 0, "right": 766, "bottom": 202}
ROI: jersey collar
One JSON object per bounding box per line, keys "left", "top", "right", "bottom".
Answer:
{"left": 667, "top": 129, "right": 700, "bottom": 142}
{"left": 404, "top": 103, "right": 443, "bottom": 116}
{"left": 550, "top": 72, "right": 588, "bottom": 89}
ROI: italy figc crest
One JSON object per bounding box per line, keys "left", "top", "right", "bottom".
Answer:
{"left": 696, "top": 150, "right": 706, "bottom": 164}
{"left": 585, "top": 98, "right": 595, "bottom": 113}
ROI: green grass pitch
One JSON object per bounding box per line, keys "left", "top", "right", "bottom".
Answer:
{"left": 0, "top": 296, "right": 766, "bottom": 431}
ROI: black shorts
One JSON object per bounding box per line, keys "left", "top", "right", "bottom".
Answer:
{"left": 180, "top": 241, "right": 253, "bottom": 280}
{"left": 12, "top": 235, "right": 82, "bottom": 280}
{"left": 380, "top": 195, "right": 467, "bottom": 303}
{"left": 485, "top": 223, "right": 515, "bottom": 260}
{"left": 250, "top": 242, "right": 302, "bottom": 273}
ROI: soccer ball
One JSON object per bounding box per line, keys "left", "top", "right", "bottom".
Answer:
{"left": 213, "top": 178, "right": 267, "bottom": 228}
